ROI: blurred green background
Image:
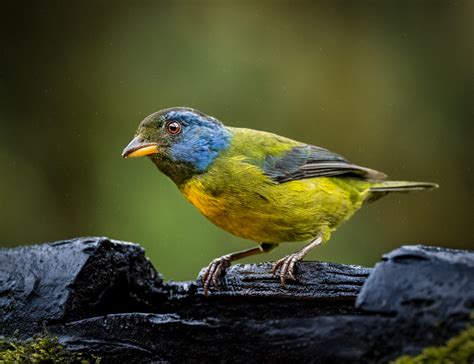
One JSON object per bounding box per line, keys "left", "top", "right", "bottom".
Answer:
{"left": 1, "top": 1, "right": 472, "bottom": 280}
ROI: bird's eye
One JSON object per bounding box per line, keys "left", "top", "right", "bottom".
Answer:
{"left": 166, "top": 121, "right": 182, "bottom": 135}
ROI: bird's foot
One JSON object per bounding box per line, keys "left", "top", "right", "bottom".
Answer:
{"left": 202, "top": 255, "right": 231, "bottom": 295}
{"left": 272, "top": 251, "right": 305, "bottom": 286}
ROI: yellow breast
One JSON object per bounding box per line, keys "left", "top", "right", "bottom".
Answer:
{"left": 178, "top": 148, "right": 371, "bottom": 244}
{"left": 181, "top": 179, "right": 222, "bottom": 218}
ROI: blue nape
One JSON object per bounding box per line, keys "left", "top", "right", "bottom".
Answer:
{"left": 167, "top": 110, "right": 231, "bottom": 171}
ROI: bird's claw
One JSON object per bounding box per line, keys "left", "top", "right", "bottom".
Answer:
{"left": 272, "top": 253, "right": 303, "bottom": 286}
{"left": 202, "top": 256, "right": 231, "bottom": 295}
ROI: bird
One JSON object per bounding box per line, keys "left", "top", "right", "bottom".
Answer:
{"left": 122, "top": 107, "right": 438, "bottom": 294}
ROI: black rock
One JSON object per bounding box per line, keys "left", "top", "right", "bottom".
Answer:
{"left": 1, "top": 238, "right": 473, "bottom": 363}
{"left": 356, "top": 245, "right": 474, "bottom": 319}
{"left": 0, "top": 237, "right": 164, "bottom": 337}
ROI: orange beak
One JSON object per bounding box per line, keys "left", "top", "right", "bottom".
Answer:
{"left": 122, "top": 136, "right": 159, "bottom": 158}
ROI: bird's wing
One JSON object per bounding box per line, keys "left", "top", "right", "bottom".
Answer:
{"left": 263, "top": 144, "right": 387, "bottom": 183}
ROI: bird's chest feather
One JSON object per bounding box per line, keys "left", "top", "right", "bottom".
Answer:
{"left": 180, "top": 179, "right": 227, "bottom": 218}
{"left": 178, "top": 156, "right": 365, "bottom": 243}
{"left": 181, "top": 179, "right": 277, "bottom": 242}
{"left": 178, "top": 161, "right": 280, "bottom": 240}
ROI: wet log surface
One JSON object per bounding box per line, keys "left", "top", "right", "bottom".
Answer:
{"left": 1, "top": 237, "right": 473, "bottom": 363}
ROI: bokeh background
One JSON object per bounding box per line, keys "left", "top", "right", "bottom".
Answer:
{"left": 1, "top": 1, "right": 472, "bottom": 280}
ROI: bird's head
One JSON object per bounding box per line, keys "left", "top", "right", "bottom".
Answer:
{"left": 122, "top": 107, "right": 231, "bottom": 184}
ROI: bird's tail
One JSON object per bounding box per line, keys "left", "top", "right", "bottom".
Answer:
{"left": 370, "top": 181, "right": 439, "bottom": 192}
{"left": 365, "top": 181, "right": 438, "bottom": 203}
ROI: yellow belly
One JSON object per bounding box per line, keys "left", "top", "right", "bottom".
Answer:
{"left": 180, "top": 175, "right": 368, "bottom": 243}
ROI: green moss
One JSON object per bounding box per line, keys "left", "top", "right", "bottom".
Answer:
{"left": 393, "top": 326, "right": 474, "bottom": 364}
{"left": 0, "top": 335, "right": 100, "bottom": 364}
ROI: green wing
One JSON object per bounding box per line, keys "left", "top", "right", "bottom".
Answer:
{"left": 263, "top": 144, "right": 387, "bottom": 183}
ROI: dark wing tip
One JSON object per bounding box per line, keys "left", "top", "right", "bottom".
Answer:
{"left": 300, "top": 162, "right": 387, "bottom": 181}
{"left": 263, "top": 144, "right": 388, "bottom": 183}
{"left": 351, "top": 165, "right": 387, "bottom": 181}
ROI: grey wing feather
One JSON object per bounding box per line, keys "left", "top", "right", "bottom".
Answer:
{"left": 264, "top": 145, "right": 387, "bottom": 183}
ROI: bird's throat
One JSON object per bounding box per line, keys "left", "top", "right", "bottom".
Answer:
{"left": 149, "top": 154, "right": 201, "bottom": 186}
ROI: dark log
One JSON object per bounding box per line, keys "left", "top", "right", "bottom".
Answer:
{"left": 357, "top": 245, "right": 474, "bottom": 318}
{"left": 0, "top": 237, "right": 164, "bottom": 335}
{"left": 1, "top": 237, "right": 473, "bottom": 363}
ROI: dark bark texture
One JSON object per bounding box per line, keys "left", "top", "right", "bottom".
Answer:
{"left": 1, "top": 237, "right": 473, "bottom": 363}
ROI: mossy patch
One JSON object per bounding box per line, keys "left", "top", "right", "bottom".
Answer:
{"left": 393, "top": 326, "right": 474, "bottom": 364}
{"left": 0, "top": 335, "right": 100, "bottom": 364}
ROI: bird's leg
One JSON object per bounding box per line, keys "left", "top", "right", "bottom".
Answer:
{"left": 272, "top": 232, "right": 324, "bottom": 286}
{"left": 202, "top": 243, "right": 277, "bottom": 295}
